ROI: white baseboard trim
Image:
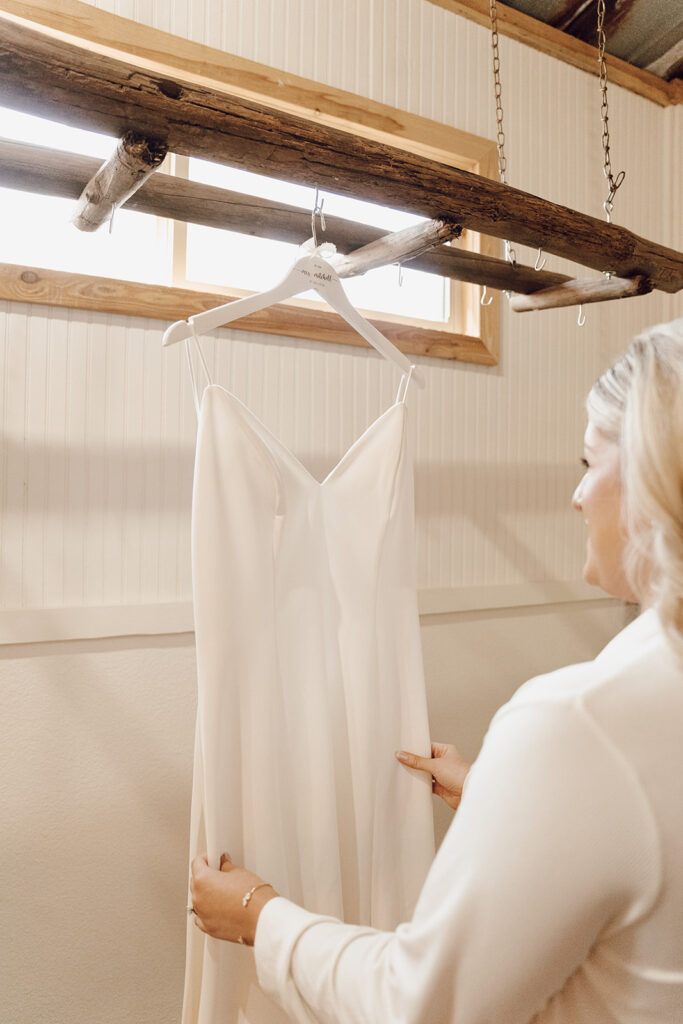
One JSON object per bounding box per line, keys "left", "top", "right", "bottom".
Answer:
{"left": 0, "top": 602, "right": 195, "bottom": 645}
{"left": 0, "top": 582, "right": 618, "bottom": 646}
{"left": 417, "top": 580, "right": 616, "bottom": 615}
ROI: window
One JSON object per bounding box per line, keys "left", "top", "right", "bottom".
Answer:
{"left": 178, "top": 155, "right": 450, "bottom": 324}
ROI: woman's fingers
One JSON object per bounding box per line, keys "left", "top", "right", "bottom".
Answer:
{"left": 397, "top": 744, "right": 471, "bottom": 811}
{"left": 191, "top": 854, "right": 209, "bottom": 882}
{"left": 396, "top": 743, "right": 454, "bottom": 772}
{"left": 188, "top": 853, "right": 278, "bottom": 944}
{"left": 431, "top": 741, "right": 453, "bottom": 758}
{"left": 395, "top": 749, "right": 433, "bottom": 774}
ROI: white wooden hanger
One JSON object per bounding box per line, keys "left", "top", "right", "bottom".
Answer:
{"left": 162, "top": 242, "right": 424, "bottom": 388}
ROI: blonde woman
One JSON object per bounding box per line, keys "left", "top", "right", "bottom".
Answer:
{"left": 191, "top": 319, "right": 683, "bottom": 1023}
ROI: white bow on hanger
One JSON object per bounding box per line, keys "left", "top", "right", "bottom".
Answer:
{"left": 162, "top": 240, "right": 424, "bottom": 388}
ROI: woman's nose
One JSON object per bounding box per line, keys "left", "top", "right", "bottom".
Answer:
{"left": 572, "top": 479, "right": 584, "bottom": 511}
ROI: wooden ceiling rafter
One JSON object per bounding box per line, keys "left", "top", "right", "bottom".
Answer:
{"left": 425, "top": 0, "right": 682, "bottom": 106}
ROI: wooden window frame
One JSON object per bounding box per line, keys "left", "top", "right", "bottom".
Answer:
{"left": 0, "top": 0, "right": 499, "bottom": 366}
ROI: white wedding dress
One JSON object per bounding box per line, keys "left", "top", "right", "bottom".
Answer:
{"left": 182, "top": 347, "right": 434, "bottom": 1024}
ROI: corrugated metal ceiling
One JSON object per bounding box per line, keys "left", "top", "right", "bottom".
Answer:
{"left": 503, "top": 0, "right": 682, "bottom": 80}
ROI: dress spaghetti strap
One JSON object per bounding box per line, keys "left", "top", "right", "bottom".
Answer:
{"left": 395, "top": 363, "right": 416, "bottom": 405}
{"left": 184, "top": 324, "right": 213, "bottom": 417}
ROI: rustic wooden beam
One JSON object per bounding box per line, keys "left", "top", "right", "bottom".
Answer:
{"left": 0, "top": 0, "right": 502, "bottom": 176}
{"left": 0, "top": 15, "right": 679, "bottom": 293}
{"left": 0, "top": 138, "right": 572, "bottom": 294}
{"left": 71, "top": 131, "right": 167, "bottom": 231}
{"left": 509, "top": 274, "right": 653, "bottom": 312}
{"left": 335, "top": 219, "right": 463, "bottom": 278}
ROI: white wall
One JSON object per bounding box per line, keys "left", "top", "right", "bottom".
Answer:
{"left": 1, "top": 1, "right": 681, "bottom": 1021}
{"left": 1, "top": 635, "right": 195, "bottom": 1024}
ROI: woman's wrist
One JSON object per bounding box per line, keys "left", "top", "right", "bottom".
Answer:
{"left": 244, "top": 886, "right": 278, "bottom": 945}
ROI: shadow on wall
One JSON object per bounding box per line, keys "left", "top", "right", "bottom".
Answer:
{"left": 414, "top": 460, "right": 578, "bottom": 515}
{"left": 414, "top": 455, "right": 625, "bottom": 700}
{"left": 3, "top": 439, "right": 579, "bottom": 517}
{"left": 3, "top": 438, "right": 586, "bottom": 607}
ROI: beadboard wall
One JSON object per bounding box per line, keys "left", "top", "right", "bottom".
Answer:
{"left": 1, "top": 0, "right": 681, "bottom": 637}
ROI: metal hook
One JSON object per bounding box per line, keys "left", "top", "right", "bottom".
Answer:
{"left": 534, "top": 247, "right": 546, "bottom": 271}
{"left": 397, "top": 263, "right": 404, "bottom": 287}
{"left": 504, "top": 239, "right": 517, "bottom": 267}
{"left": 311, "top": 186, "right": 326, "bottom": 248}
{"left": 577, "top": 304, "right": 586, "bottom": 327}
{"left": 603, "top": 170, "right": 626, "bottom": 224}
{"left": 480, "top": 285, "right": 493, "bottom": 306}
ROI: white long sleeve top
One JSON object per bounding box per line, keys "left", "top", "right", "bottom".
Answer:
{"left": 254, "top": 609, "right": 683, "bottom": 1023}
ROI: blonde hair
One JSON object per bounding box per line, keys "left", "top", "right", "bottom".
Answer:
{"left": 587, "top": 319, "right": 683, "bottom": 657}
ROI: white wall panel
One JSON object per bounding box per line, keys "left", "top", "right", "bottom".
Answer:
{"left": 1, "top": 0, "right": 681, "bottom": 620}
{"left": 0, "top": 305, "right": 198, "bottom": 609}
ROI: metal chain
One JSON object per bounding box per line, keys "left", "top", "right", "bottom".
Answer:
{"left": 597, "top": 0, "right": 625, "bottom": 223}
{"left": 491, "top": 0, "right": 506, "bottom": 185}
{"left": 490, "top": 0, "right": 516, "bottom": 266}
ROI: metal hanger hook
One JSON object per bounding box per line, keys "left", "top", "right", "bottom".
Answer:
{"left": 534, "top": 247, "right": 546, "bottom": 271}
{"left": 311, "top": 186, "right": 326, "bottom": 248}
{"left": 480, "top": 285, "right": 493, "bottom": 306}
{"left": 577, "top": 304, "right": 586, "bottom": 327}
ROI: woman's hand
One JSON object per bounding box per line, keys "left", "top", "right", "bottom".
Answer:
{"left": 190, "top": 854, "right": 278, "bottom": 946}
{"left": 396, "top": 742, "right": 470, "bottom": 811}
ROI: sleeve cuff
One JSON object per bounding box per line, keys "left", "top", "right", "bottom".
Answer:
{"left": 254, "top": 896, "right": 338, "bottom": 1009}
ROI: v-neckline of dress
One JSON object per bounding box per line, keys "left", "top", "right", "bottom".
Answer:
{"left": 204, "top": 384, "right": 406, "bottom": 488}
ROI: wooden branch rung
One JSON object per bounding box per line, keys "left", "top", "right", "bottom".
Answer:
{"left": 71, "top": 131, "right": 167, "bottom": 232}
{"left": 509, "top": 274, "right": 653, "bottom": 312}
{"left": 422, "top": 246, "right": 572, "bottom": 293}
{"left": 335, "top": 219, "right": 462, "bottom": 278}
